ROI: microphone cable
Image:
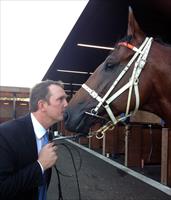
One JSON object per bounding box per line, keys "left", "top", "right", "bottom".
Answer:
{"left": 53, "top": 141, "right": 82, "bottom": 200}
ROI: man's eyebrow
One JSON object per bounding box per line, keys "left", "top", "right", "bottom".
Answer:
{"left": 56, "top": 95, "right": 68, "bottom": 99}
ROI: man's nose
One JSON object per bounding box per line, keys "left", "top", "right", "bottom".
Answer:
{"left": 64, "top": 99, "right": 68, "bottom": 107}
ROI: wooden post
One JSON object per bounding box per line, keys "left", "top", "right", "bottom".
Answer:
{"left": 168, "top": 130, "right": 171, "bottom": 186}
{"left": 12, "top": 92, "right": 16, "bottom": 119}
{"left": 88, "top": 137, "right": 91, "bottom": 149}
{"left": 102, "top": 133, "right": 106, "bottom": 156}
{"left": 161, "top": 128, "right": 168, "bottom": 185}
{"left": 124, "top": 125, "right": 129, "bottom": 166}
{"left": 125, "top": 124, "right": 142, "bottom": 167}
{"left": 161, "top": 127, "right": 171, "bottom": 187}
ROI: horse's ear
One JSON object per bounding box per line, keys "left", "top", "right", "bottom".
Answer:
{"left": 127, "top": 7, "right": 145, "bottom": 38}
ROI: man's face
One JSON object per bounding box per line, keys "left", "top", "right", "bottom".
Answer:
{"left": 45, "top": 84, "right": 68, "bottom": 123}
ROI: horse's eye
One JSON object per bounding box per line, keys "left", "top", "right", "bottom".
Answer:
{"left": 105, "top": 62, "right": 118, "bottom": 71}
{"left": 106, "top": 62, "right": 113, "bottom": 68}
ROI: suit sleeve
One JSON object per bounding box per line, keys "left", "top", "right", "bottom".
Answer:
{"left": 0, "top": 132, "right": 43, "bottom": 199}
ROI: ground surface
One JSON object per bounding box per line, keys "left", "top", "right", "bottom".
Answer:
{"left": 47, "top": 141, "right": 171, "bottom": 200}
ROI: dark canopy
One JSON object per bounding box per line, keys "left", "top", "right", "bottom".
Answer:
{"left": 43, "top": 0, "right": 171, "bottom": 97}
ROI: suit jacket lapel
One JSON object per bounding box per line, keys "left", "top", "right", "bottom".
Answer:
{"left": 20, "top": 114, "right": 52, "bottom": 186}
{"left": 20, "top": 114, "right": 38, "bottom": 160}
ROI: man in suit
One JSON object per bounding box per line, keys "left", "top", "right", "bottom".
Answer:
{"left": 0, "top": 80, "right": 68, "bottom": 200}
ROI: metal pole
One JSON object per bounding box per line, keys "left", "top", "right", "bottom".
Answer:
{"left": 77, "top": 43, "right": 114, "bottom": 51}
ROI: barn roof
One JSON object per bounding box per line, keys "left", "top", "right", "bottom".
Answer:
{"left": 42, "top": 0, "right": 171, "bottom": 97}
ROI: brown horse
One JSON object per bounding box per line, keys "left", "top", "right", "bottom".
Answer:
{"left": 64, "top": 9, "right": 171, "bottom": 135}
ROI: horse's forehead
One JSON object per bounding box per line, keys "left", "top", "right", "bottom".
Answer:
{"left": 107, "top": 48, "right": 129, "bottom": 63}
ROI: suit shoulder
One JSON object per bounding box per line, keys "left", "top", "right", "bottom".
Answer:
{"left": 0, "top": 114, "right": 31, "bottom": 133}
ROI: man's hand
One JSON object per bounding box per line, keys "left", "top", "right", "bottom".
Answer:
{"left": 38, "top": 142, "right": 58, "bottom": 171}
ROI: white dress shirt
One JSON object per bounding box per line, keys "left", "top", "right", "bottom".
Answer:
{"left": 31, "top": 113, "right": 47, "bottom": 172}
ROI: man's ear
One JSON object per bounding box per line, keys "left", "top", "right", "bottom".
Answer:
{"left": 37, "top": 100, "right": 47, "bottom": 111}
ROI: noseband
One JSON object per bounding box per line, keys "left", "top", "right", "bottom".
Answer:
{"left": 82, "top": 37, "right": 153, "bottom": 139}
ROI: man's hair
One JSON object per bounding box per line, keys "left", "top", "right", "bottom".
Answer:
{"left": 29, "top": 80, "right": 64, "bottom": 112}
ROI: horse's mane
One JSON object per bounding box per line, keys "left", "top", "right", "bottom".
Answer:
{"left": 118, "top": 35, "right": 133, "bottom": 43}
{"left": 154, "top": 37, "right": 171, "bottom": 47}
{"left": 120, "top": 35, "right": 171, "bottom": 47}
{"left": 107, "top": 35, "right": 171, "bottom": 57}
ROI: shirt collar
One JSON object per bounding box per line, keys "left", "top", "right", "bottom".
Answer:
{"left": 31, "top": 113, "right": 47, "bottom": 139}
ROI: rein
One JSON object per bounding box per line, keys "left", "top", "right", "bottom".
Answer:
{"left": 82, "top": 37, "right": 153, "bottom": 139}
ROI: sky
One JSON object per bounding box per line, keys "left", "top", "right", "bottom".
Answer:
{"left": 0, "top": 0, "right": 88, "bottom": 88}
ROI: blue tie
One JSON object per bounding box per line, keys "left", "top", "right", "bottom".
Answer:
{"left": 39, "top": 132, "right": 49, "bottom": 200}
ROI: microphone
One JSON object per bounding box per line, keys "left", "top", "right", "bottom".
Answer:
{"left": 49, "top": 131, "right": 84, "bottom": 142}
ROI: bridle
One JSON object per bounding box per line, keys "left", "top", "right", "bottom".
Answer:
{"left": 82, "top": 37, "right": 153, "bottom": 139}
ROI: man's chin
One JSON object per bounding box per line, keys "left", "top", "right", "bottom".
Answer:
{"left": 56, "top": 117, "right": 63, "bottom": 122}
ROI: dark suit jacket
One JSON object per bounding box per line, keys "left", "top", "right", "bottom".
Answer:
{"left": 0, "top": 114, "right": 51, "bottom": 200}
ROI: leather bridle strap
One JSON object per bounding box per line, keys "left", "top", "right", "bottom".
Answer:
{"left": 82, "top": 37, "right": 153, "bottom": 124}
{"left": 118, "top": 41, "right": 143, "bottom": 54}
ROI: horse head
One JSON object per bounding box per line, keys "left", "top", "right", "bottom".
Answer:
{"left": 64, "top": 8, "right": 171, "bottom": 134}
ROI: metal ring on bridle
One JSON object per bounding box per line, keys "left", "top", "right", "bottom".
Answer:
{"left": 91, "top": 108, "right": 98, "bottom": 115}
